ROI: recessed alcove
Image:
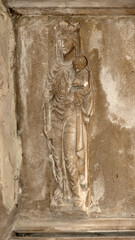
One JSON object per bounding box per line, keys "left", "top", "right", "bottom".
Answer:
{"left": 0, "top": 1, "right": 135, "bottom": 239}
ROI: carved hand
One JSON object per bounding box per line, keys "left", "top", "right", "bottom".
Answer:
{"left": 43, "top": 126, "right": 51, "bottom": 140}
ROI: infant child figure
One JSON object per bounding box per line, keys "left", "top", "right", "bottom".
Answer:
{"left": 72, "top": 55, "right": 90, "bottom": 105}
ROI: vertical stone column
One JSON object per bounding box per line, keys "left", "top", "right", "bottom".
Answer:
{"left": 0, "top": 0, "right": 22, "bottom": 238}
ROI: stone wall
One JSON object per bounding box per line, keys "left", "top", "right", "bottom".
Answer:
{"left": 0, "top": 0, "right": 22, "bottom": 238}
{"left": 0, "top": 1, "right": 135, "bottom": 238}
{"left": 16, "top": 15, "right": 135, "bottom": 217}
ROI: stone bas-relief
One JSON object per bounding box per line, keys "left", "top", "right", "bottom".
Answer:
{"left": 1, "top": 3, "right": 135, "bottom": 238}
{"left": 43, "top": 21, "right": 94, "bottom": 212}
{"left": 14, "top": 15, "right": 135, "bottom": 220}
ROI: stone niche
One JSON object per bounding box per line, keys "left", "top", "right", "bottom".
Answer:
{"left": 0, "top": 0, "right": 135, "bottom": 239}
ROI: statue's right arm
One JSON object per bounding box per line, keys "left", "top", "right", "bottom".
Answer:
{"left": 43, "top": 90, "right": 52, "bottom": 140}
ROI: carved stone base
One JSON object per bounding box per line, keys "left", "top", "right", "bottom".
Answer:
{"left": 10, "top": 218, "right": 135, "bottom": 239}
{"left": 10, "top": 236, "right": 135, "bottom": 240}
{"left": 50, "top": 198, "right": 88, "bottom": 218}
{"left": 50, "top": 187, "right": 90, "bottom": 218}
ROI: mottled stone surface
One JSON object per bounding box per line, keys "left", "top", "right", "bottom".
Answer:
{"left": 6, "top": 0, "right": 135, "bottom": 8}
{"left": 15, "top": 17, "right": 49, "bottom": 206}
{"left": 1, "top": 1, "right": 135, "bottom": 239}
{"left": 15, "top": 15, "right": 135, "bottom": 218}
{"left": 0, "top": 0, "right": 22, "bottom": 238}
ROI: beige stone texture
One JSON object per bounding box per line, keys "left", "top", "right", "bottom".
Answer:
{"left": 1, "top": 1, "right": 135, "bottom": 239}
{"left": 0, "top": 0, "right": 22, "bottom": 238}
{"left": 6, "top": 0, "right": 135, "bottom": 8}
{"left": 15, "top": 15, "right": 135, "bottom": 218}
{"left": 15, "top": 17, "right": 49, "bottom": 207}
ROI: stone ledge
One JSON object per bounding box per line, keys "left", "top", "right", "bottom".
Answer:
{"left": 7, "top": 7, "right": 135, "bottom": 16}
{"left": 6, "top": 0, "right": 135, "bottom": 15}
{"left": 10, "top": 234, "right": 135, "bottom": 240}
{"left": 12, "top": 218, "right": 135, "bottom": 232}
{"left": 6, "top": 0, "right": 135, "bottom": 8}
{"left": 9, "top": 218, "right": 135, "bottom": 239}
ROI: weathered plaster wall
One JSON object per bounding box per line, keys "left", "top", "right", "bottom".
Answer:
{"left": 80, "top": 17, "right": 135, "bottom": 217}
{"left": 16, "top": 15, "right": 135, "bottom": 218}
{"left": 16, "top": 17, "right": 50, "bottom": 211}
{"left": 0, "top": 0, "right": 22, "bottom": 237}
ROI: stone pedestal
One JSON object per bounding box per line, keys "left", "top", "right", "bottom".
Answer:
{"left": 10, "top": 218, "right": 135, "bottom": 239}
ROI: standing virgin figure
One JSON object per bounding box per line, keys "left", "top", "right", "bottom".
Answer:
{"left": 44, "top": 21, "right": 94, "bottom": 211}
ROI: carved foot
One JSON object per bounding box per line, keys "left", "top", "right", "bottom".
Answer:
{"left": 54, "top": 187, "right": 63, "bottom": 205}
{"left": 73, "top": 187, "right": 89, "bottom": 213}
{"left": 73, "top": 197, "right": 84, "bottom": 208}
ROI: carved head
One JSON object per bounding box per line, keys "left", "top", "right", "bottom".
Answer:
{"left": 56, "top": 21, "right": 80, "bottom": 57}
{"left": 60, "top": 38, "right": 75, "bottom": 56}
{"left": 73, "top": 56, "right": 88, "bottom": 72}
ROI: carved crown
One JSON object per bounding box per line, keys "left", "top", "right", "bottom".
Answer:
{"left": 56, "top": 21, "right": 80, "bottom": 36}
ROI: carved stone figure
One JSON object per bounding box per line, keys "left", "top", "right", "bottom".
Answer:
{"left": 44, "top": 21, "right": 94, "bottom": 212}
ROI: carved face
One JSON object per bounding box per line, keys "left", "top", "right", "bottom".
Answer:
{"left": 73, "top": 56, "right": 87, "bottom": 72}
{"left": 60, "top": 38, "right": 75, "bottom": 56}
